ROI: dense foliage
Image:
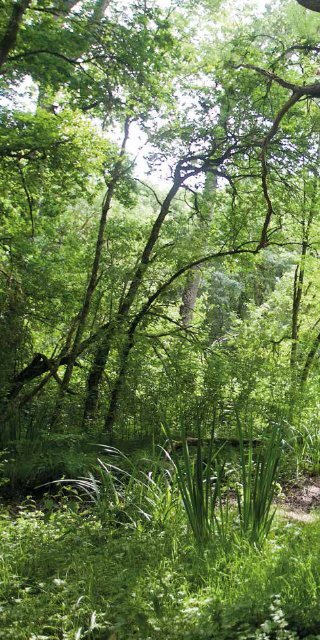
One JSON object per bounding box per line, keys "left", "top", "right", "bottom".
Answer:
{"left": 1, "top": 0, "right": 320, "bottom": 638}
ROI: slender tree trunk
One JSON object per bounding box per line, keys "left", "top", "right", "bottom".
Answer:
{"left": 288, "top": 161, "right": 319, "bottom": 423}
{"left": 180, "top": 173, "right": 217, "bottom": 326}
{"left": 290, "top": 153, "right": 318, "bottom": 380}
{"left": 82, "top": 329, "right": 113, "bottom": 425}
{"left": 0, "top": 0, "right": 31, "bottom": 69}
{"left": 102, "top": 174, "right": 220, "bottom": 435}
{"left": 85, "top": 164, "right": 231, "bottom": 431}
{"left": 104, "top": 328, "right": 135, "bottom": 438}
{"left": 50, "top": 118, "right": 130, "bottom": 427}
{"left": 82, "top": 172, "right": 185, "bottom": 425}
{"left": 290, "top": 241, "right": 308, "bottom": 371}
{"left": 288, "top": 240, "right": 308, "bottom": 425}
{"left": 301, "top": 330, "right": 320, "bottom": 386}
{"left": 180, "top": 268, "right": 202, "bottom": 327}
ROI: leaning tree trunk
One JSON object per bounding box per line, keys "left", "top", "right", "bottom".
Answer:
{"left": 82, "top": 176, "right": 184, "bottom": 426}
{"left": 86, "top": 158, "right": 229, "bottom": 431}
{"left": 296, "top": 0, "right": 320, "bottom": 11}
{"left": 291, "top": 145, "right": 318, "bottom": 378}
{"left": 288, "top": 162, "right": 318, "bottom": 425}
{"left": 50, "top": 118, "right": 130, "bottom": 428}
{"left": 104, "top": 327, "right": 136, "bottom": 439}
{"left": 102, "top": 172, "right": 223, "bottom": 436}
{"left": 82, "top": 330, "right": 113, "bottom": 426}
{"left": 0, "top": 0, "right": 31, "bottom": 69}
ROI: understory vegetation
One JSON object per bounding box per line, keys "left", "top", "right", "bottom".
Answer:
{"left": 1, "top": 497, "right": 320, "bottom": 640}
{"left": 2, "top": 0, "right": 320, "bottom": 637}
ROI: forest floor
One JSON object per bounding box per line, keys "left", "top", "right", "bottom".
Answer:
{"left": 279, "top": 475, "right": 320, "bottom": 522}
{"left": 2, "top": 472, "right": 320, "bottom": 639}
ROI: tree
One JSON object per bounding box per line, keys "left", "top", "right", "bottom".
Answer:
{"left": 2, "top": 0, "right": 320, "bottom": 449}
{"left": 0, "top": 0, "right": 31, "bottom": 69}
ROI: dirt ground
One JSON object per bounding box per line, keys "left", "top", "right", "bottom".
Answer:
{"left": 279, "top": 475, "right": 320, "bottom": 522}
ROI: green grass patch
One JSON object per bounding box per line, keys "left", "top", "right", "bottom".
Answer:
{"left": 1, "top": 498, "right": 320, "bottom": 639}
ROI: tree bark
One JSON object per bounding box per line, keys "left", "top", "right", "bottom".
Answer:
{"left": 301, "top": 330, "right": 320, "bottom": 386}
{"left": 0, "top": 0, "right": 31, "bottom": 69}
{"left": 290, "top": 241, "right": 308, "bottom": 371}
{"left": 81, "top": 329, "right": 113, "bottom": 425}
{"left": 180, "top": 173, "right": 217, "bottom": 327}
{"left": 290, "top": 154, "right": 318, "bottom": 384}
{"left": 180, "top": 268, "right": 202, "bottom": 326}
{"left": 104, "top": 327, "right": 135, "bottom": 438}
{"left": 93, "top": 0, "right": 111, "bottom": 19}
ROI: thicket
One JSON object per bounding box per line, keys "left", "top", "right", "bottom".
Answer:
{"left": 2, "top": 0, "right": 320, "bottom": 637}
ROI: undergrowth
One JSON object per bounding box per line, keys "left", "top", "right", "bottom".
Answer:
{"left": 1, "top": 496, "right": 320, "bottom": 640}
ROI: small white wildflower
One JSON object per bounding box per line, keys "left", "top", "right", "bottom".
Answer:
{"left": 53, "top": 578, "right": 66, "bottom": 586}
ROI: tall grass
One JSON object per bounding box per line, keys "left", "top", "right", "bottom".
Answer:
{"left": 163, "top": 424, "right": 226, "bottom": 545}
{"left": 68, "top": 446, "right": 176, "bottom": 529}
{"left": 290, "top": 419, "right": 320, "bottom": 477}
{"left": 61, "top": 417, "right": 282, "bottom": 549}
{"left": 236, "top": 415, "right": 282, "bottom": 547}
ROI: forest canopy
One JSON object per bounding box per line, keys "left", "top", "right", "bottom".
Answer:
{"left": 1, "top": 0, "right": 320, "bottom": 441}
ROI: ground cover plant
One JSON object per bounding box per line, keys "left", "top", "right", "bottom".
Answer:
{"left": 2, "top": 0, "right": 320, "bottom": 637}
{"left": 1, "top": 490, "right": 320, "bottom": 640}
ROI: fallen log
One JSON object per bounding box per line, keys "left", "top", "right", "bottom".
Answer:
{"left": 167, "top": 436, "right": 261, "bottom": 453}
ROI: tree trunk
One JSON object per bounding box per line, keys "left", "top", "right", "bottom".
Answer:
{"left": 82, "top": 331, "right": 113, "bottom": 424}
{"left": 180, "top": 268, "right": 202, "bottom": 327}
{"left": 50, "top": 118, "right": 130, "bottom": 427}
{"left": 93, "top": 0, "right": 111, "bottom": 19}
{"left": 290, "top": 241, "right": 308, "bottom": 371}
{"left": 100, "top": 173, "right": 222, "bottom": 435}
{"left": 0, "top": 0, "right": 31, "bottom": 69}
{"left": 82, "top": 175, "right": 183, "bottom": 425}
{"left": 290, "top": 151, "right": 318, "bottom": 383}
{"left": 301, "top": 330, "right": 320, "bottom": 386}
{"left": 180, "top": 173, "right": 217, "bottom": 326}
{"left": 104, "top": 327, "right": 135, "bottom": 438}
